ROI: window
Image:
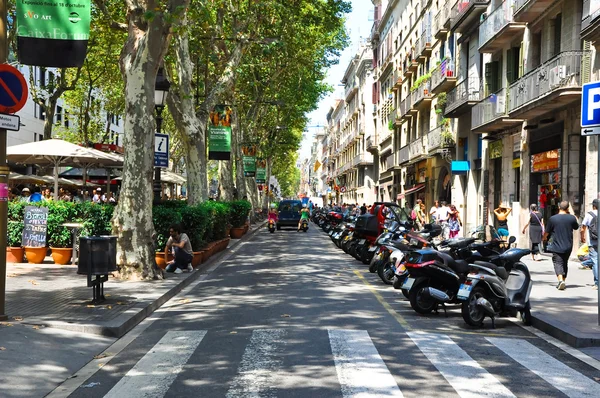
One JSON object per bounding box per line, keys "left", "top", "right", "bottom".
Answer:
{"left": 56, "top": 106, "right": 62, "bottom": 124}
{"left": 38, "top": 67, "right": 46, "bottom": 86}
{"left": 64, "top": 110, "right": 69, "bottom": 128}
{"left": 553, "top": 13, "right": 562, "bottom": 56}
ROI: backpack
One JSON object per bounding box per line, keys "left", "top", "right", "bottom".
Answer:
{"left": 589, "top": 211, "right": 598, "bottom": 241}
{"left": 410, "top": 209, "right": 417, "bottom": 220}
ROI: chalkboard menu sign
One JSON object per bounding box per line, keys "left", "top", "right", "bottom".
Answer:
{"left": 22, "top": 206, "right": 48, "bottom": 247}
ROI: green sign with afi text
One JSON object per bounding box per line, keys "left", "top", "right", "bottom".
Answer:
{"left": 17, "top": 0, "right": 91, "bottom": 40}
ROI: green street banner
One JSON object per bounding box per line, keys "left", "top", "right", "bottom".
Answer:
{"left": 242, "top": 144, "right": 257, "bottom": 177}
{"left": 208, "top": 105, "right": 233, "bottom": 160}
{"left": 256, "top": 158, "right": 267, "bottom": 183}
{"left": 16, "top": 0, "right": 91, "bottom": 67}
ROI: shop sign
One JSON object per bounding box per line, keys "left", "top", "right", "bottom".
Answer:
{"left": 531, "top": 149, "right": 561, "bottom": 173}
{"left": 489, "top": 140, "right": 503, "bottom": 159}
{"left": 512, "top": 159, "right": 522, "bottom": 168}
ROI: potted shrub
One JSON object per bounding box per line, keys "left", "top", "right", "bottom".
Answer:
{"left": 6, "top": 220, "right": 24, "bottom": 263}
{"left": 49, "top": 226, "right": 73, "bottom": 265}
{"left": 228, "top": 200, "right": 251, "bottom": 239}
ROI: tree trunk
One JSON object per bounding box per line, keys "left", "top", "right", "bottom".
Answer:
{"left": 234, "top": 111, "right": 246, "bottom": 200}
{"left": 218, "top": 159, "right": 234, "bottom": 200}
{"left": 112, "top": 2, "right": 185, "bottom": 280}
{"left": 43, "top": 102, "right": 57, "bottom": 140}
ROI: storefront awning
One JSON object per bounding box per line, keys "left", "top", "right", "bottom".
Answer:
{"left": 396, "top": 183, "right": 425, "bottom": 200}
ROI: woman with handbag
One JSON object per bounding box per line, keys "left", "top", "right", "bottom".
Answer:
{"left": 522, "top": 204, "right": 544, "bottom": 261}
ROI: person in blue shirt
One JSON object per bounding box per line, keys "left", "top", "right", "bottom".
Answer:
{"left": 28, "top": 187, "right": 44, "bottom": 203}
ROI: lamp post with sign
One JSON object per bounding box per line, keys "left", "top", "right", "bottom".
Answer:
{"left": 154, "top": 68, "right": 170, "bottom": 203}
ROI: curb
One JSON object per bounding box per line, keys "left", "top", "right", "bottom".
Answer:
{"left": 531, "top": 312, "right": 600, "bottom": 348}
{"left": 29, "top": 222, "right": 266, "bottom": 338}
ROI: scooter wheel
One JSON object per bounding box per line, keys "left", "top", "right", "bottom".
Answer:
{"left": 401, "top": 289, "right": 410, "bottom": 299}
{"left": 377, "top": 262, "right": 394, "bottom": 285}
{"left": 461, "top": 286, "right": 486, "bottom": 327}
{"left": 409, "top": 284, "right": 436, "bottom": 314}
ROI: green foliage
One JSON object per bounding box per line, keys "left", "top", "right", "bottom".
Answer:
{"left": 153, "top": 205, "right": 183, "bottom": 251}
{"left": 180, "top": 205, "right": 208, "bottom": 251}
{"left": 228, "top": 200, "right": 252, "bottom": 228}
{"left": 7, "top": 221, "right": 22, "bottom": 247}
{"left": 436, "top": 92, "right": 447, "bottom": 112}
{"left": 388, "top": 119, "right": 394, "bottom": 131}
{"left": 410, "top": 72, "right": 432, "bottom": 91}
{"left": 203, "top": 201, "right": 230, "bottom": 240}
{"left": 45, "top": 201, "right": 77, "bottom": 247}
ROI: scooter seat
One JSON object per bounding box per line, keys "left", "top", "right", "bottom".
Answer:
{"left": 437, "top": 252, "right": 470, "bottom": 275}
{"left": 474, "top": 261, "right": 508, "bottom": 280}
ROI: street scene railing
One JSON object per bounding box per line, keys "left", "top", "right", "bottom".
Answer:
{"left": 433, "top": 3, "right": 451, "bottom": 36}
{"left": 431, "top": 58, "right": 455, "bottom": 92}
{"left": 409, "top": 136, "right": 424, "bottom": 159}
{"left": 451, "top": 0, "right": 489, "bottom": 24}
{"left": 479, "top": 0, "right": 515, "bottom": 50}
{"left": 427, "top": 125, "right": 454, "bottom": 151}
{"left": 508, "top": 50, "right": 589, "bottom": 113}
{"left": 472, "top": 87, "right": 508, "bottom": 129}
{"left": 398, "top": 145, "right": 410, "bottom": 164}
{"left": 445, "top": 76, "right": 482, "bottom": 114}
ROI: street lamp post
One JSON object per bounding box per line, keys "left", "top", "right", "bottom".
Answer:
{"left": 153, "top": 68, "right": 170, "bottom": 203}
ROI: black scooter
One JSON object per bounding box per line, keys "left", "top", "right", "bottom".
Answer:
{"left": 459, "top": 245, "right": 532, "bottom": 328}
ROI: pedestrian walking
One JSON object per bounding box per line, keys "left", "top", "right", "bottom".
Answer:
{"left": 413, "top": 199, "right": 426, "bottom": 230}
{"left": 522, "top": 204, "right": 544, "bottom": 261}
{"left": 448, "top": 204, "right": 462, "bottom": 238}
{"left": 360, "top": 203, "right": 367, "bottom": 215}
{"left": 436, "top": 201, "right": 451, "bottom": 238}
{"left": 543, "top": 201, "right": 579, "bottom": 290}
{"left": 429, "top": 200, "right": 439, "bottom": 224}
{"left": 580, "top": 199, "right": 598, "bottom": 290}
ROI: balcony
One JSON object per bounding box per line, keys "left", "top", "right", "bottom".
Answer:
{"left": 472, "top": 88, "right": 523, "bottom": 133}
{"left": 399, "top": 94, "right": 412, "bottom": 120}
{"left": 416, "top": 25, "right": 432, "bottom": 60}
{"left": 431, "top": 58, "right": 457, "bottom": 94}
{"left": 444, "top": 77, "right": 482, "bottom": 117}
{"left": 366, "top": 136, "right": 378, "bottom": 153}
{"left": 352, "top": 153, "right": 374, "bottom": 167}
{"left": 582, "top": 0, "right": 600, "bottom": 43}
{"left": 479, "top": 1, "right": 526, "bottom": 53}
{"left": 345, "top": 82, "right": 357, "bottom": 101}
{"left": 412, "top": 81, "right": 433, "bottom": 110}
{"left": 427, "top": 125, "right": 456, "bottom": 152}
{"left": 385, "top": 154, "right": 395, "bottom": 170}
{"left": 433, "top": 3, "right": 451, "bottom": 39}
{"left": 398, "top": 145, "right": 410, "bottom": 165}
{"left": 450, "top": 0, "right": 489, "bottom": 33}
{"left": 371, "top": 20, "right": 380, "bottom": 41}
{"left": 508, "top": 50, "right": 590, "bottom": 119}
{"left": 393, "top": 70, "right": 403, "bottom": 89}
{"left": 409, "top": 137, "right": 425, "bottom": 160}
{"left": 513, "top": 0, "right": 555, "bottom": 22}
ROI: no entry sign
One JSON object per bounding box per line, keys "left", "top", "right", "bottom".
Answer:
{"left": 0, "top": 65, "right": 28, "bottom": 114}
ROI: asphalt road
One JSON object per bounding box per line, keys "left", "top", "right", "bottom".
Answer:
{"left": 64, "top": 222, "right": 600, "bottom": 397}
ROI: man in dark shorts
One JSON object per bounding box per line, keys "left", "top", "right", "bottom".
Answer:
{"left": 543, "top": 201, "right": 579, "bottom": 290}
{"left": 165, "top": 224, "right": 194, "bottom": 274}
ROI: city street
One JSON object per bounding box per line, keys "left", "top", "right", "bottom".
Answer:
{"left": 52, "top": 223, "right": 600, "bottom": 397}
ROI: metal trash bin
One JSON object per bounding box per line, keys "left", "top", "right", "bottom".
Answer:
{"left": 78, "top": 236, "right": 117, "bottom": 275}
{"left": 77, "top": 236, "right": 118, "bottom": 303}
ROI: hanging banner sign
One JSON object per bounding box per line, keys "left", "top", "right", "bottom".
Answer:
{"left": 242, "top": 144, "right": 257, "bottom": 177}
{"left": 489, "top": 140, "right": 503, "bottom": 159}
{"left": 256, "top": 158, "right": 267, "bottom": 183}
{"left": 531, "top": 149, "right": 561, "bottom": 173}
{"left": 16, "top": 0, "right": 91, "bottom": 67}
{"left": 208, "top": 105, "right": 232, "bottom": 160}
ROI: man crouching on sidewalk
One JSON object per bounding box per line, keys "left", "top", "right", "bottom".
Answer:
{"left": 165, "top": 224, "right": 194, "bottom": 274}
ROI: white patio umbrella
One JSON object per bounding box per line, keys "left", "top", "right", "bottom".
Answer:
{"left": 7, "top": 139, "right": 122, "bottom": 200}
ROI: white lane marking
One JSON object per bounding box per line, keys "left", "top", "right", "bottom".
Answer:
{"left": 104, "top": 330, "right": 206, "bottom": 398}
{"left": 408, "top": 331, "right": 515, "bottom": 398}
{"left": 329, "top": 329, "right": 403, "bottom": 398}
{"left": 226, "top": 329, "right": 286, "bottom": 398}
{"left": 516, "top": 324, "right": 600, "bottom": 371}
{"left": 487, "top": 337, "right": 600, "bottom": 398}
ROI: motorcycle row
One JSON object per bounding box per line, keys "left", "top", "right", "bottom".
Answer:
{"left": 312, "top": 202, "right": 534, "bottom": 328}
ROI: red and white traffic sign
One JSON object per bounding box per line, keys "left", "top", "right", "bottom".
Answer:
{"left": 0, "top": 64, "right": 28, "bottom": 114}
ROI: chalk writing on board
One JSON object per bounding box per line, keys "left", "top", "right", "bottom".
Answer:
{"left": 22, "top": 206, "right": 48, "bottom": 248}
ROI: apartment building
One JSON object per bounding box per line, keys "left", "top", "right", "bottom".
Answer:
{"left": 321, "top": 43, "right": 376, "bottom": 206}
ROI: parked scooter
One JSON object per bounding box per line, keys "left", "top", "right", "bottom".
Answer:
{"left": 458, "top": 244, "right": 532, "bottom": 328}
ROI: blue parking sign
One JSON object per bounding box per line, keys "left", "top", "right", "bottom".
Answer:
{"left": 581, "top": 82, "right": 600, "bottom": 135}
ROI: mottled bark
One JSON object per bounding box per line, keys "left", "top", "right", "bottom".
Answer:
{"left": 218, "top": 159, "right": 234, "bottom": 200}
{"left": 233, "top": 108, "right": 246, "bottom": 199}
{"left": 112, "top": 1, "right": 188, "bottom": 280}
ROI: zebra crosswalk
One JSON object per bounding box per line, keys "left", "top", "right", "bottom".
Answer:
{"left": 97, "top": 328, "right": 600, "bottom": 398}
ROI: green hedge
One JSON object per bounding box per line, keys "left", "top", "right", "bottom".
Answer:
{"left": 7, "top": 199, "right": 252, "bottom": 251}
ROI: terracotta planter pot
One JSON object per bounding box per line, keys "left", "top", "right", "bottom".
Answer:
{"left": 155, "top": 252, "right": 173, "bottom": 270}
{"left": 50, "top": 247, "right": 73, "bottom": 265}
{"left": 24, "top": 247, "right": 47, "bottom": 264}
{"left": 6, "top": 247, "right": 24, "bottom": 263}
{"left": 192, "top": 251, "right": 203, "bottom": 267}
{"left": 230, "top": 227, "right": 245, "bottom": 239}
{"left": 221, "top": 238, "right": 230, "bottom": 251}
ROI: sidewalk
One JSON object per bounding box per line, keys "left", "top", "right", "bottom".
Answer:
{"left": 524, "top": 255, "right": 600, "bottom": 348}
{"left": 0, "top": 222, "right": 264, "bottom": 397}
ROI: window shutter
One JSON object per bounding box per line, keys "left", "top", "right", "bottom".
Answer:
{"left": 484, "top": 62, "right": 492, "bottom": 97}
{"left": 519, "top": 42, "right": 524, "bottom": 78}
{"left": 582, "top": 40, "right": 591, "bottom": 84}
{"left": 506, "top": 49, "right": 514, "bottom": 84}
{"left": 485, "top": 61, "right": 499, "bottom": 96}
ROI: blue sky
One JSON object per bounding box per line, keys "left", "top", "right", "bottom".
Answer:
{"left": 299, "top": 0, "right": 373, "bottom": 160}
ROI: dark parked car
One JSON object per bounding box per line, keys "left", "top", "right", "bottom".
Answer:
{"left": 277, "top": 200, "right": 302, "bottom": 229}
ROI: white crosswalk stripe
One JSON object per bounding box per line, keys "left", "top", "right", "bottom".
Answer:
{"left": 104, "top": 330, "right": 207, "bottom": 398}
{"left": 226, "top": 329, "right": 287, "bottom": 398}
{"left": 408, "top": 331, "right": 515, "bottom": 398}
{"left": 329, "top": 329, "right": 404, "bottom": 397}
{"left": 487, "top": 337, "right": 600, "bottom": 398}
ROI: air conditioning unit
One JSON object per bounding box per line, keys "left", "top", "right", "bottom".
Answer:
{"left": 549, "top": 65, "right": 566, "bottom": 88}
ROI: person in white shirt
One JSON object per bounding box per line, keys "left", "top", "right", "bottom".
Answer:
{"left": 436, "top": 201, "right": 451, "bottom": 238}
{"left": 92, "top": 188, "right": 102, "bottom": 203}
{"left": 429, "top": 200, "right": 439, "bottom": 224}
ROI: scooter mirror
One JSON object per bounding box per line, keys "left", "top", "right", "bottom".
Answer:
{"left": 508, "top": 236, "right": 516, "bottom": 245}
